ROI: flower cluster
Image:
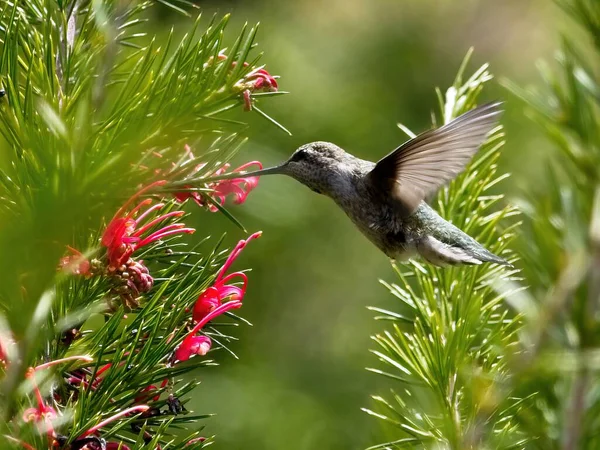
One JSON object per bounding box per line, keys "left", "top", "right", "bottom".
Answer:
{"left": 204, "top": 52, "right": 279, "bottom": 111}
{"left": 59, "top": 181, "right": 197, "bottom": 309}
{"left": 14, "top": 351, "right": 202, "bottom": 449}
{"left": 171, "top": 232, "right": 261, "bottom": 364}
{"left": 15, "top": 356, "right": 148, "bottom": 450}
{"left": 59, "top": 246, "right": 92, "bottom": 276}
{"left": 100, "top": 181, "right": 195, "bottom": 308}
{"left": 238, "top": 65, "right": 279, "bottom": 111}
{"left": 102, "top": 180, "right": 195, "bottom": 270}
{"left": 50, "top": 186, "right": 262, "bottom": 446}
{"left": 170, "top": 145, "right": 262, "bottom": 213}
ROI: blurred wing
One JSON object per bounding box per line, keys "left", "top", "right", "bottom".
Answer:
{"left": 368, "top": 102, "right": 502, "bottom": 213}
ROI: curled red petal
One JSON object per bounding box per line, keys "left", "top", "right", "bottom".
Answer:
{"left": 216, "top": 284, "right": 244, "bottom": 302}
{"left": 192, "top": 287, "right": 221, "bottom": 322}
{"left": 234, "top": 161, "right": 263, "bottom": 172}
{"left": 253, "top": 77, "right": 265, "bottom": 89}
{"left": 173, "top": 335, "right": 212, "bottom": 362}
{"left": 243, "top": 89, "right": 252, "bottom": 111}
{"left": 215, "top": 232, "right": 261, "bottom": 281}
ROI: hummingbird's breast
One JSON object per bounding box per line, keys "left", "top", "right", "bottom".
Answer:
{"left": 327, "top": 170, "right": 417, "bottom": 259}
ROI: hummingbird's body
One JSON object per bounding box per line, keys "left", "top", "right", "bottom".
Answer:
{"left": 235, "top": 103, "right": 509, "bottom": 266}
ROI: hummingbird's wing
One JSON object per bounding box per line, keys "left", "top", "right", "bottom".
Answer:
{"left": 367, "top": 102, "right": 502, "bottom": 214}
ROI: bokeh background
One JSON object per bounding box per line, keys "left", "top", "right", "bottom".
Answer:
{"left": 158, "top": 1, "right": 561, "bottom": 448}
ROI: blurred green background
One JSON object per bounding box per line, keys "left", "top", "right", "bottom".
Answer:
{"left": 149, "top": 1, "right": 567, "bottom": 449}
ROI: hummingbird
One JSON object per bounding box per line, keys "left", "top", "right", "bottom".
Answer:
{"left": 230, "top": 102, "right": 509, "bottom": 266}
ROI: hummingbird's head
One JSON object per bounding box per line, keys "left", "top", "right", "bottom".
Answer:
{"left": 252, "top": 141, "right": 352, "bottom": 194}
{"left": 281, "top": 141, "right": 354, "bottom": 193}
{"left": 215, "top": 142, "right": 356, "bottom": 196}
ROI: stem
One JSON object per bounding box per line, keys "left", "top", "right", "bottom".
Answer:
{"left": 4, "top": 435, "right": 36, "bottom": 450}
{"left": 446, "top": 372, "right": 462, "bottom": 450}
{"left": 189, "top": 301, "right": 243, "bottom": 335}
{"left": 562, "top": 364, "right": 589, "bottom": 450}
{"left": 34, "top": 355, "right": 93, "bottom": 371}
{"left": 109, "top": 181, "right": 166, "bottom": 224}
{"left": 81, "top": 405, "right": 150, "bottom": 437}
{"left": 133, "top": 211, "right": 185, "bottom": 237}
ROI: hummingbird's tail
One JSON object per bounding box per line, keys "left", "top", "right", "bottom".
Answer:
{"left": 416, "top": 235, "right": 512, "bottom": 267}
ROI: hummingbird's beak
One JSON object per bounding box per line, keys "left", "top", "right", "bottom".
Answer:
{"left": 238, "top": 165, "right": 286, "bottom": 177}
{"left": 202, "top": 164, "right": 286, "bottom": 182}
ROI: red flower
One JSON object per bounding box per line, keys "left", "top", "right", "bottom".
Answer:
{"left": 185, "top": 437, "right": 206, "bottom": 446}
{"left": 59, "top": 246, "right": 91, "bottom": 276}
{"left": 246, "top": 67, "right": 278, "bottom": 91}
{"left": 134, "top": 378, "right": 169, "bottom": 403}
{"left": 171, "top": 301, "right": 243, "bottom": 364}
{"left": 102, "top": 181, "right": 195, "bottom": 269}
{"left": 193, "top": 231, "right": 261, "bottom": 322}
{"left": 240, "top": 66, "right": 279, "bottom": 111}
{"left": 173, "top": 155, "right": 263, "bottom": 212}
{"left": 173, "top": 335, "right": 212, "bottom": 361}
{"left": 23, "top": 357, "right": 93, "bottom": 441}
{"left": 0, "top": 332, "right": 13, "bottom": 368}
{"left": 171, "top": 232, "right": 261, "bottom": 365}
{"left": 22, "top": 403, "right": 56, "bottom": 428}
{"left": 207, "top": 162, "right": 262, "bottom": 211}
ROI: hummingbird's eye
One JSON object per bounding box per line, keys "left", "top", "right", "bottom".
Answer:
{"left": 291, "top": 150, "right": 308, "bottom": 162}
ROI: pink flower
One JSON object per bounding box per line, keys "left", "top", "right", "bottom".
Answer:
{"left": 59, "top": 246, "right": 91, "bottom": 276}
{"left": 22, "top": 404, "right": 56, "bottom": 425}
{"left": 207, "top": 161, "right": 262, "bottom": 211}
{"left": 134, "top": 379, "right": 169, "bottom": 403}
{"left": 193, "top": 231, "right": 261, "bottom": 322}
{"left": 172, "top": 335, "right": 212, "bottom": 362}
{"left": 246, "top": 67, "right": 278, "bottom": 91}
{"left": 185, "top": 437, "right": 206, "bottom": 446}
{"left": 240, "top": 66, "right": 279, "bottom": 111}
{"left": 171, "top": 301, "right": 243, "bottom": 364}
{"left": 102, "top": 180, "right": 195, "bottom": 269}
{"left": 172, "top": 154, "right": 263, "bottom": 212}
{"left": 24, "top": 358, "right": 93, "bottom": 436}
{"left": 0, "top": 332, "right": 14, "bottom": 368}
{"left": 171, "top": 230, "right": 261, "bottom": 365}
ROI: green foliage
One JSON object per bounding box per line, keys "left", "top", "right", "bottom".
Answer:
{"left": 0, "top": 0, "right": 282, "bottom": 315}
{"left": 0, "top": 1, "right": 282, "bottom": 448}
{"left": 365, "top": 55, "right": 523, "bottom": 449}
{"left": 500, "top": 0, "right": 600, "bottom": 448}
{"left": 368, "top": 0, "right": 600, "bottom": 448}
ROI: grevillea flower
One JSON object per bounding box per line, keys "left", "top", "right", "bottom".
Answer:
{"left": 0, "top": 332, "right": 14, "bottom": 368}
{"left": 193, "top": 232, "right": 261, "bottom": 321}
{"left": 22, "top": 403, "right": 56, "bottom": 429}
{"left": 134, "top": 378, "right": 169, "bottom": 403}
{"left": 237, "top": 65, "right": 279, "bottom": 111}
{"left": 102, "top": 180, "right": 195, "bottom": 269}
{"left": 172, "top": 148, "right": 263, "bottom": 212}
{"left": 23, "top": 356, "right": 93, "bottom": 442}
{"left": 185, "top": 437, "right": 206, "bottom": 446}
{"left": 245, "top": 67, "right": 278, "bottom": 91}
{"left": 209, "top": 55, "right": 278, "bottom": 111}
{"left": 59, "top": 246, "right": 91, "bottom": 276}
{"left": 170, "top": 231, "right": 261, "bottom": 364}
{"left": 171, "top": 301, "right": 243, "bottom": 364}
{"left": 206, "top": 162, "right": 262, "bottom": 211}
